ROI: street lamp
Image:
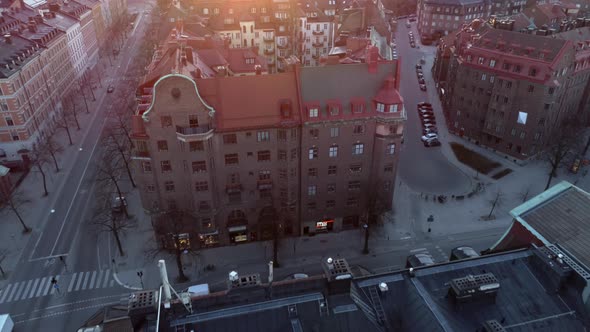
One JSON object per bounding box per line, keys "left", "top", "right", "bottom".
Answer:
{"left": 137, "top": 271, "right": 144, "bottom": 289}
{"left": 362, "top": 223, "right": 369, "bottom": 254}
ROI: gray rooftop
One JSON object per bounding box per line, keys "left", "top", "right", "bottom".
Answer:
{"left": 422, "top": 0, "right": 487, "bottom": 6}
{"left": 515, "top": 181, "right": 590, "bottom": 272}
{"left": 0, "top": 34, "right": 41, "bottom": 78}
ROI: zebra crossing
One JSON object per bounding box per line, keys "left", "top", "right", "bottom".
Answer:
{"left": 0, "top": 269, "right": 117, "bottom": 304}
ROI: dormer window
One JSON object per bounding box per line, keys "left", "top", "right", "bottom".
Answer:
{"left": 329, "top": 105, "right": 339, "bottom": 116}
{"left": 389, "top": 104, "right": 398, "bottom": 113}
{"left": 529, "top": 67, "right": 537, "bottom": 77}
{"left": 376, "top": 103, "right": 385, "bottom": 112}
{"left": 245, "top": 58, "right": 255, "bottom": 64}
{"left": 280, "top": 100, "right": 292, "bottom": 118}
{"left": 309, "top": 107, "right": 319, "bottom": 118}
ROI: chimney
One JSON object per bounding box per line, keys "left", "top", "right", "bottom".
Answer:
{"left": 49, "top": 3, "right": 60, "bottom": 12}
{"left": 181, "top": 54, "right": 187, "bottom": 66}
{"left": 4, "top": 34, "right": 11, "bottom": 44}
{"left": 185, "top": 47, "right": 194, "bottom": 63}
{"left": 255, "top": 64, "right": 262, "bottom": 75}
{"left": 28, "top": 23, "right": 37, "bottom": 33}
{"left": 367, "top": 45, "right": 379, "bottom": 73}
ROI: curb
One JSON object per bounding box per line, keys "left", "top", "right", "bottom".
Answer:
{"left": 113, "top": 271, "right": 143, "bottom": 291}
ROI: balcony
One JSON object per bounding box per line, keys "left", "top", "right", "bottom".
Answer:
{"left": 312, "top": 41, "right": 323, "bottom": 47}
{"left": 264, "top": 48, "right": 275, "bottom": 55}
{"left": 312, "top": 29, "right": 324, "bottom": 35}
{"left": 131, "top": 150, "right": 150, "bottom": 159}
{"left": 312, "top": 53, "right": 321, "bottom": 59}
{"left": 263, "top": 35, "right": 274, "bottom": 42}
{"left": 277, "top": 43, "right": 289, "bottom": 49}
{"left": 176, "top": 124, "right": 214, "bottom": 142}
{"left": 257, "top": 179, "right": 273, "bottom": 190}
{"left": 226, "top": 183, "right": 243, "bottom": 194}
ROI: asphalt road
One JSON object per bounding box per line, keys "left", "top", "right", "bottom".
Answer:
{"left": 0, "top": 2, "right": 154, "bottom": 331}
{"left": 395, "top": 20, "right": 471, "bottom": 194}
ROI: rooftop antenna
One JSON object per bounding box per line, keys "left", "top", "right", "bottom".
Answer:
{"left": 158, "top": 259, "right": 193, "bottom": 313}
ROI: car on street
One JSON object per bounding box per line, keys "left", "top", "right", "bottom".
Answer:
{"left": 424, "top": 139, "right": 441, "bottom": 147}
{"left": 410, "top": 42, "right": 416, "bottom": 48}
{"left": 421, "top": 115, "right": 436, "bottom": 123}
{"left": 422, "top": 118, "right": 437, "bottom": 126}
{"left": 418, "top": 77, "right": 425, "bottom": 84}
{"left": 418, "top": 108, "right": 433, "bottom": 115}
{"left": 417, "top": 102, "right": 432, "bottom": 108}
{"left": 420, "top": 84, "right": 427, "bottom": 91}
{"left": 416, "top": 68, "right": 423, "bottom": 75}
{"left": 421, "top": 133, "right": 438, "bottom": 142}
{"left": 423, "top": 123, "right": 438, "bottom": 131}
{"left": 450, "top": 246, "right": 480, "bottom": 261}
{"left": 406, "top": 22, "right": 411, "bottom": 28}
{"left": 416, "top": 63, "right": 422, "bottom": 69}
{"left": 112, "top": 195, "right": 127, "bottom": 212}
{"left": 406, "top": 253, "right": 435, "bottom": 268}
{"left": 423, "top": 127, "right": 438, "bottom": 135}
{"left": 107, "top": 85, "right": 115, "bottom": 93}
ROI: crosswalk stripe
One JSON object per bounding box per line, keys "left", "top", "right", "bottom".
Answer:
{"left": 94, "top": 271, "right": 104, "bottom": 289}
{"left": 89, "top": 271, "right": 97, "bottom": 289}
{"left": 0, "top": 284, "right": 12, "bottom": 303}
{"left": 81, "top": 272, "right": 90, "bottom": 290}
{"left": 6, "top": 282, "right": 21, "bottom": 302}
{"left": 102, "top": 269, "right": 111, "bottom": 288}
{"left": 19, "top": 280, "right": 33, "bottom": 300}
{"left": 50, "top": 276, "right": 61, "bottom": 294}
{"left": 75, "top": 272, "right": 85, "bottom": 291}
{"left": 68, "top": 273, "right": 78, "bottom": 292}
{"left": 28, "top": 278, "right": 41, "bottom": 299}
{"left": 109, "top": 279, "right": 115, "bottom": 287}
{"left": 13, "top": 282, "right": 26, "bottom": 301}
{"left": 42, "top": 277, "right": 53, "bottom": 296}
{"left": 35, "top": 277, "right": 47, "bottom": 297}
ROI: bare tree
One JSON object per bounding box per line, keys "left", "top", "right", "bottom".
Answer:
{"left": 56, "top": 107, "right": 73, "bottom": 146}
{"left": 543, "top": 121, "right": 581, "bottom": 190}
{"left": 90, "top": 189, "right": 137, "bottom": 257}
{"left": 0, "top": 248, "right": 7, "bottom": 278}
{"left": 29, "top": 143, "right": 50, "bottom": 196}
{"left": 0, "top": 187, "right": 32, "bottom": 233}
{"left": 108, "top": 105, "right": 134, "bottom": 148}
{"left": 95, "top": 153, "right": 129, "bottom": 219}
{"left": 518, "top": 186, "right": 531, "bottom": 203}
{"left": 104, "top": 129, "right": 136, "bottom": 188}
{"left": 487, "top": 191, "right": 504, "bottom": 219}
{"left": 42, "top": 134, "right": 64, "bottom": 173}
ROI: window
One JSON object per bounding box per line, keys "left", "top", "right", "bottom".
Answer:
{"left": 258, "top": 150, "right": 271, "bottom": 161}
{"left": 330, "top": 127, "right": 339, "bottom": 137}
{"left": 490, "top": 76, "right": 495, "bottom": 83}
{"left": 278, "top": 130, "right": 287, "bottom": 141}
{"left": 146, "top": 184, "right": 155, "bottom": 192}
{"left": 329, "top": 145, "right": 338, "bottom": 157}
{"left": 348, "top": 181, "right": 361, "bottom": 191}
{"left": 308, "top": 185, "right": 317, "bottom": 196}
{"left": 352, "top": 143, "right": 364, "bottom": 155}
{"left": 259, "top": 170, "right": 271, "bottom": 181}
{"left": 278, "top": 150, "right": 287, "bottom": 161}
{"left": 328, "top": 165, "right": 337, "bottom": 175}
{"left": 511, "top": 128, "right": 516, "bottom": 136}
{"left": 279, "top": 169, "right": 287, "bottom": 179}
{"left": 309, "top": 107, "right": 319, "bottom": 117}
{"left": 513, "top": 65, "right": 521, "bottom": 73}
{"left": 189, "top": 141, "right": 204, "bottom": 151}
{"left": 481, "top": 74, "right": 487, "bottom": 81}
{"left": 384, "top": 181, "right": 392, "bottom": 192}
{"left": 349, "top": 164, "right": 362, "bottom": 173}
{"left": 384, "top": 163, "right": 393, "bottom": 172}
{"left": 307, "top": 202, "right": 317, "bottom": 210}
{"left": 517, "top": 112, "right": 528, "bottom": 125}
{"left": 223, "top": 134, "right": 237, "bottom": 144}
{"left": 548, "top": 87, "right": 555, "bottom": 95}
{"left": 257, "top": 131, "right": 270, "bottom": 142}
{"left": 308, "top": 168, "right": 318, "bottom": 177}
{"left": 520, "top": 131, "right": 526, "bottom": 139}
{"left": 387, "top": 143, "right": 396, "bottom": 155}
{"left": 327, "top": 183, "right": 336, "bottom": 193}
{"left": 544, "top": 104, "right": 550, "bottom": 110}
{"left": 538, "top": 118, "right": 545, "bottom": 126}
{"left": 160, "top": 116, "right": 172, "bottom": 127}
{"left": 326, "top": 200, "right": 336, "bottom": 209}
{"left": 225, "top": 153, "right": 239, "bottom": 165}
{"left": 192, "top": 161, "right": 207, "bottom": 173}
{"left": 529, "top": 68, "right": 537, "bottom": 77}
{"left": 353, "top": 125, "right": 365, "bottom": 134}
{"left": 478, "top": 57, "right": 484, "bottom": 64}
{"left": 161, "top": 160, "right": 172, "bottom": 172}
{"left": 188, "top": 114, "right": 199, "bottom": 128}
{"left": 290, "top": 148, "right": 297, "bottom": 160}
{"left": 165, "top": 181, "right": 175, "bottom": 192}
{"left": 228, "top": 192, "right": 241, "bottom": 204}
{"left": 376, "top": 103, "right": 385, "bottom": 112}
{"left": 157, "top": 140, "right": 168, "bottom": 151}
{"left": 528, "top": 85, "right": 535, "bottom": 93}
{"left": 489, "top": 59, "right": 496, "bottom": 68}
{"left": 353, "top": 103, "right": 365, "bottom": 113}
{"left": 329, "top": 105, "right": 339, "bottom": 116}
{"left": 389, "top": 104, "right": 398, "bottom": 113}
{"left": 5, "top": 117, "right": 14, "bottom": 126}
{"left": 309, "top": 128, "right": 319, "bottom": 138}
{"left": 346, "top": 197, "right": 359, "bottom": 207}
{"left": 309, "top": 147, "right": 318, "bottom": 159}
{"left": 199, "top": 201, "right": 211, "bottom": 212}
{"left": 506, "top": 82, "right": 512, "bottom": 89}
{"left": 141, "top": 161, "right": 152, "bottom": 173}
{"left": 195, "top": 181, "right": 208, "bottom": 192}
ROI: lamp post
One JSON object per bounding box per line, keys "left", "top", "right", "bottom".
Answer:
{"left": 362, "top": 223, "right": 369, "bottom": 254}
{"left": 137, "top": 271, "right": 144, "bottom": 289}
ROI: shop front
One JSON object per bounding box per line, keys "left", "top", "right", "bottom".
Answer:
{"left": 228, "top": 225, "right": 248, "bottom": 244}
{"left": 198, "top": 230, "right": 219, "bottom": 247}
{"left": 315, "top": 219, "right": 334, "bottom": 233}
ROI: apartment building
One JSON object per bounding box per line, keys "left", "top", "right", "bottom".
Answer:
{"left": 131, "top": 41, "right": 404, "bottom": 247}
{"left": 76, "top": 0, "right": 106, "bottom": 53}
{"left": 295, "top": 4, "right": 335, "bottom": 66}
{"left": 59, "top": 0, "right": 99, "bottom": 69}
{"left": 417, "top": 0, "right": 491, "bottom": 43}
{"left": 436, "top": 20, "right": 589, "bottom": 161}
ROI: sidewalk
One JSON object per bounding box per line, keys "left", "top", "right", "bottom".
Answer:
{"left": 0, "top": 56, "right": 127, "bottom": 286}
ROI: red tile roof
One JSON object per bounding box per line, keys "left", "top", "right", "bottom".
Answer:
{"left": 374, "top": 76, "right": 403, "bottom": 104}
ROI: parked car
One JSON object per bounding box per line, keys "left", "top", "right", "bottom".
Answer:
{"left": 107, "top": 86, "right": 115, "bottom": 93}
{"left": 418, "top": 78, "right": 425, "bottom": 84}
{"left": 418, "top": 108, "right": 433, "bottom": 116}
{"left": 421, "top": 114, "right": 436, "bottom": 121}
{"left": 423, "top": 127, "right": 438, "bottom": 135}
{"left": 450, "top": 246, "right": 480, "bottom": 261}
{"left": 406, "top": 253, "right": 435, "bottom": 268}
{"left": 112, "top": 195, "right": 127, "bottom": 212}
{"left": 417, "top": 102, "right": 432, "bottom": 108}
{"left": 422, "top": 118, "right": 437, "bottom": 126}
{"left": 416, "top": 68, "right": 423, "bottom": 75}
{"left": 406, "top": 22, "right": 411, "bottom": 28}
{"left": 410, "top": 42, "right": 416, "bottom": 48}
{"left": 420, "top": 84, "right": 427, "bottom": 91}
{"left": 423, "top": 123, "right": 438, "bottom": 131}
{"left": 416, "top": 63, "right": 422, "bottom": 69}
{"left": 424, "top": 139, "right": 441, "bottom": 147}
{"left": 421, "top": 133, "right": 438, "bottom": 142}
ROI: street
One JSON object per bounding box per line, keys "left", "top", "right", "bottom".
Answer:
{"left": 395, "top": 20, "right": 472, "bottom": 194}
{"left": 0, "top": 1, "right": 154, "bottom": 330}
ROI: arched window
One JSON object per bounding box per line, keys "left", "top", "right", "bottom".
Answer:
{"left": 250, "top": 25, "right": 254, "bottom": 33}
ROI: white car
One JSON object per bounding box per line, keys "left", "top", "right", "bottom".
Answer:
{"left": 421, "top": 133, "right": 438, "bottom": 142}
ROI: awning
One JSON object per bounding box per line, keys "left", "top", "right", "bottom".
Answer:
{"left": 199, "top": 230, "right": 219, "bottom": 237}
{"left": 228, "top": 225, "right": 247, "bottom": 232}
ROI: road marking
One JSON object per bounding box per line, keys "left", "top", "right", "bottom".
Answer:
{"left": 50, "top": 276, "right": 60, "bottom": 294}
{"left": 75, "top": 272, "right": 85, "bottom": 291}
{"left": 94, "top": 271, "right": 104, "bottom": 289}
{"left": 12, "top": 282, "right": 25, "bottom": 302}
{"left": 109, "top": 280, "right": 115, "bottom": 287}
{"left": 68, "top": 273, "right": 78, "bottom": 292}
{"left": 6, "top": 282, "right": 21, "bottom": 302}
{"left": 102, "top": 270, "right": 111, "bottom": 288}
{"left": 0, "top": 284, "right": 12, "bottom": 303}
{"left": 28, "top": 254, "right": 69, "bottom": 263}
{"left": 35, "top": 278, "right": 47, "bottom": 297}
{"left": 400, "top": 236, "right": 412, "bottom": 240}
{"left": 410, "top": 247, "right": 428, "bottom": 253}
{"left": 18, "top": 280, "right": 33, "bottom": 300}
{"left": 89, "top": 271, "right": 97, "bottom": 289}
{"left": 81, "top": 272, "right": 90, "bottom": 290}
{"left": 28, "top": 278, "right": 40, "bottom": 298}
{"left": 50, "top": 117, "right": 109, "bottom": 256}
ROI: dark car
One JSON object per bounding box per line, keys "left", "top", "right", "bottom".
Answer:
{"left": 424, "top": 139, "right": 441, "bottom": 147}
{"left": 417, "top": 102, "right": 432, "bottom": 108}
{"left": 406, "top": 253, "right": 435, "bottom": 268}
{"left": 112, "top": 195, "right": 127, "bottom": 212}
{"left": 421, "top": 114, "right": 436, "bottom": 121}
{"left": 423, "top": 124, "right": 438, "bottom": 132}
{"left": 420, "top": 84, "right": 427, "bottom": 91}
{"left": 416, "top": 63, "right": 422, "bottom": 69}
{"left": 418, "top": 78, "right": 425, "bottom": 84}
{"left": 423, "top": 127, "right": 438, "bottom": 135}
{"left": 410, "top": 42, "right": 416, "bottom": 48}
{"left": 450, "top": 246, "right": 480, "bottom": 261}
{"left": 422, "top": 119, "right": 437, "bottom": 126}
{"left": 416, "top": 68, "right": 423, "bottom": 75}
{"left": 418, "top": 108, "right": 433, "bottom": 116}
{"left": 107, "top": 86, "right": 115, "bottom": 93}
